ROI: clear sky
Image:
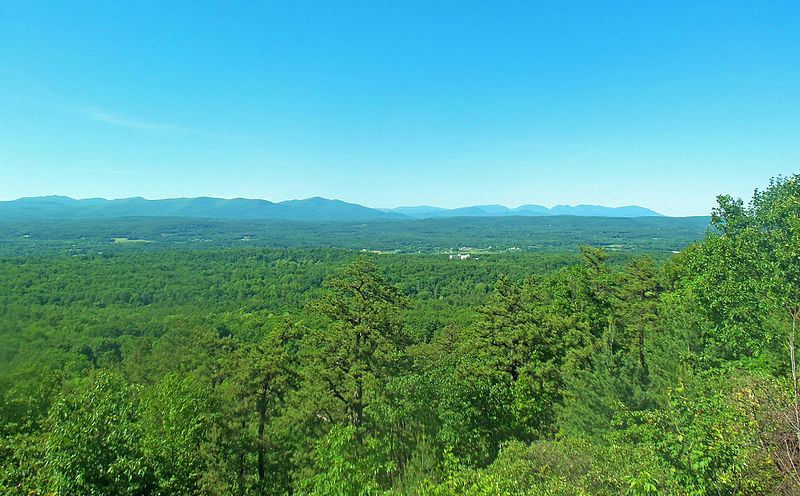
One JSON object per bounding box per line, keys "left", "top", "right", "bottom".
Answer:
{"left": 1, "top": 1, "right": 798, "bottom": 216}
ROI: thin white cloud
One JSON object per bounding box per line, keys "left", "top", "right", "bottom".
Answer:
{"left": 85, "top": 107, "right": 246, "bottom": 139}
{"left": 0, "top": 74, "right": 191, "bottom": 133}
{"left": 87, "top": 109, "right": 191, "bottom": 133}
{"left": 562, "top": 149, "right": 595, "bottom": 164}
{"left": 1, "top": 73, "right": 246, "bottom": 138}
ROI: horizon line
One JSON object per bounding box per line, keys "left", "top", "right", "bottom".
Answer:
{"left": 0, "top": 194, "right": 715, "bottom": 217}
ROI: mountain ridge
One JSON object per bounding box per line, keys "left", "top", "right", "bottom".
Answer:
{"left": 382, "top": 203, "right": 662, "bottom": 218}
{"left": 0, "top": 196, "right": 665, "bottom": 221}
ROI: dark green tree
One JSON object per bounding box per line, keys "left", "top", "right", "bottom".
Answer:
{"left": 301, "top": 256, "right": 410, "bottom": 489}
{"left": 303, "top": 255, "right": 409, "bottom": 431}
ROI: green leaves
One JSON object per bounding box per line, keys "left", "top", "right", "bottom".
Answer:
{"left": 304, "top": 425, "right": 386, "bottom": 496}
{"left": 674, "top": 175, "right": 800, "bottom": 361}
{"left": 4, "top": 174, "right": 800, "bottom": 494}
{"left": 299, "top": 256, "right": 414, "bottom": 489}
{"left": 45, "top": 371, "right": 154, "bottom": 496}
{"left": 140, "top": 374, "right": 213, "bottom": 495}
{"left": 614, "top": 372, "right": 778, "bottom": 495}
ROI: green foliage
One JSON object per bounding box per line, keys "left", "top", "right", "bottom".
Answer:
{"left": 614, "top": 372, "right": 779, "bottom": 495}
{"left": 413, "top": 438, "right": 673, "bottom": 496}
{"left": 304, "top": 425, "right": 386, "bottom": 495}
{"left": 140, "top": 374, "right": 212, "bottom": 495}
{"left": 1, "top": 173, "right": 798, "bottom": 494}
{"left": 303, "top": 256, "right": 410, "bottom": 431}
{"left": 0, "top": 430, "right": 48, "bottom": 495}
{"left": 0, "top": 214, "right": 708, "bottom": 257}
{"left": 559, "top": 254, "right": 663, "bottom": 438}
{"left": 45, "top": 370, "right": 154, "bottom": 495}
{"left": 675, "top": 174, "right": 800, "bottom": 362}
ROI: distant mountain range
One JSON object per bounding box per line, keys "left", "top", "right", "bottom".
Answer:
{"left": 0, "top": 196, "right": 664, "bottom": 222}
{"left": 383, "top": 204, "right": 662, "bottom": 218}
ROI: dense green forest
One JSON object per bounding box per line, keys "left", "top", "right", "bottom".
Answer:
{"left": 1, "top": 175, "right": 798, "bottom": 495}
{"left": 0, "top": 214, "right": 708, "bottom": 257}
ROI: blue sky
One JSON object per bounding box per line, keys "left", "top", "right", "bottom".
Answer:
{"left": 1, "top": 1, "right": 798, "bottom": 216}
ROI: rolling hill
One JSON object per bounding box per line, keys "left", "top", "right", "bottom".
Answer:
{"left": 1, "top": 196, "right": 664, "bottom": 221}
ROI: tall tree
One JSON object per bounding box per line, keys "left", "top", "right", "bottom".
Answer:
{"left": 304, "top": 255, "right": 410, "bottom": 433}
{"left": 206, "top": 317, "right": 300, "bottom": 496}
{"left": 298, "top": 256, "right": 411, "bottom": 490}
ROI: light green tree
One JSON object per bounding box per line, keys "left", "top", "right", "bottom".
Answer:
{"left": 45, "top": 371, "right": 154, "bottom": 496}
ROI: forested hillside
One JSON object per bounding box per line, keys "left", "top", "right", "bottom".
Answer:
{"left": 0, "top": 195, "right": 662, "bottom": 221}
{"left": 1, "top": 175, "right": 798, "bottom": 495}
{"left": 0, "top": 215, "right": 708, "bottom": 257}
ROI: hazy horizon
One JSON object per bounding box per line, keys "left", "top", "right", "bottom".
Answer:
{"left": 3, "top": 193, "right": 690, "bottom": 217}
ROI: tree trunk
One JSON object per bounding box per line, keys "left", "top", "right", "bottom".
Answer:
{"left": 639, "top": 327, "right": 646, "bottom": 370}
{"left": 237, "top": 418, "right": 247, "bottom": 495}
{"left": 257, "top": 380, "right": 269, "bottom": 494}
{"left": 791, "top": 310, "right": 800, "bottom": 451}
